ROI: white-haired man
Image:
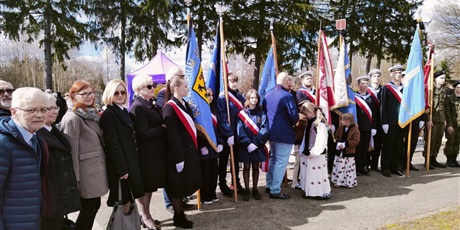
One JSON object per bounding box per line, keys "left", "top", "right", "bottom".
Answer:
{"left": 0, "top": 80, "right": 14, "bottom": 117}
{"left": 0, "top": 87, "right": 48, "bottom": 229}
{"left": 263, "top": 72, "right": 299, "bottom": 199}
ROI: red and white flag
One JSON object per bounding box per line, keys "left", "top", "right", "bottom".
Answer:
{"left": 316, "top": 30, "right": 335, "bottom": 125}
{"left": 423, "top": 43, "right": 434, "bottom": 110}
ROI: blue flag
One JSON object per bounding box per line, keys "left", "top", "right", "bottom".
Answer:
{"left": 184, "top": 22, "right": 217, "bottom": 150}
{"left": 335, "top": 38, "right": 357, "bottom": 121}
{"left": 206, "top": 21, "right": 224, "bottom": 104}
{"left": 398, "top": 26, "right": 425, "bottom": 128}
{"left": 258, "top": 46, "right": 276, "bottom": 101}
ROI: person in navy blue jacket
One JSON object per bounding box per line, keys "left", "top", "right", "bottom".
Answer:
{"left": 262, "top": 72, "right": 299, "bottom": 199}
{"left": 217, "top": 73, "right": 245, "bottom": 196}
{"left": 236, "top": 89, "right": 269, "bottom": 201}
{"left": 0, "top": 87, "right": 49, "bottom": 230}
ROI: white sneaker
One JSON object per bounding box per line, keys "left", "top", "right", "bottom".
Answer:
{"left": 203, "top": 200, "right": 213, "bottom": 205}
{"left": 212, "top": 198, "right": 220, "bottom": 202}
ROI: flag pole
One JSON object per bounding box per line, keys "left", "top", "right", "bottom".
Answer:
{"left": 217, "top": 5, "right": 238, "bottom": 203}
{"left": 185, "top": 0, "right": 201, "bottom": 209}
{"left": 315, "top": 26, "right": 321, "bottom": 107}
{"left": 406, "top": 122, "right": 412, "bottom": 177}
{"left": 270, "top": 19, "right": 279, "bottom": 76}
{"left": 426, "top": 47, "right": 434, "bottom": 171}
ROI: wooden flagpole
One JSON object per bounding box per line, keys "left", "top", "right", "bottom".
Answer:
{"left": 185, "top": 0, "right": 201, "bottom": 209}
{"left": 406, "top": 122, "right": 412, "bottom": 177}
{"left": 218, "top": 11, "right": 238, "bottom": 203}
{"left": 426, "top": 48, "right": 434, "bottom": 171}
{"left": 270, "top": 19, "right": 279, "bottom": 76}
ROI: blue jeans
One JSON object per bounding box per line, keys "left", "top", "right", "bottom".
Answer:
{"left": 163, "top": 189, "right": 171, "bottom": 208}
{"left": 266, "top": 142, "right": 293, "bottom": 194}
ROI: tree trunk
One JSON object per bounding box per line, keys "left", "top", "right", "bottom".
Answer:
{"left": 376, "top": 57, "right": 382, "bottom": 69}
{"left": 253, "top": 0, "right": 265, "bottom": 89}
{"left": 197, "top": 1, "right": 204, "bottom": 59}
{"left": 120, "top": 2, "right": 126, "bottom": 81}
{"left": 366, "top": 55, "right": 372, "bottom": 74}
{"left": 44, "top": 1, "right": 53, "bottom": 90}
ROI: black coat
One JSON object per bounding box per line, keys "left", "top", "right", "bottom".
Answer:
{"left": 163, "top": 97, "right": 202, "bottom": 198}
{"left": 100, "top": 105, "right": 144, "bottom": 206}
{"left": 129, "top": 97, "right": 167, "bottom": 192}
{"left": 37, "top": 126, "right": 81, "bottom": 217}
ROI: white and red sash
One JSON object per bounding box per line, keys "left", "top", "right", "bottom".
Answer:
{"left": 228, "top": 92, "right": 244, "bottom": 111}
{"left": 166, "top": 100, "right": 197, "bottom": 148}
{"left": 366, "top": 88, "right": 380, "bottom": 108}
{"left": 237, "top": 110, "right": 260, "bottom": 135}
{"left": 385, "top": 83, "right": 402, "bottom": 102}
{"left": 298, "top": 88, "right": 316, "bottom": 103}
{"left": 355, "top": 94, "right": 373, "bottom": 123}
{"left": 211, "top": 114, "right": 217, "bottom": 127}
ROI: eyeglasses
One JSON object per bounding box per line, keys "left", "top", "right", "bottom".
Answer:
{"left": 114, "top": 91, "right": 127, "bottom": 96}
{"left": 47, "top": 106, "right": 60, "bottom": 111}
{"left": 75, "top": 91, "right": 94, "bottom": 98}
{"left": 144, "top": 84, "right": 157, "bottom": 90}
{"left": 0, "top": 88, "right": 14, "bottom": 96}
{"left": 15, "top": 107, "right": 48, "bottom": 114}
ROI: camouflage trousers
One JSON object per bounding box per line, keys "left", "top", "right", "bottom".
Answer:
{"left": 444, "top": 126, "right": 460, "bottom": 157}
{"left": 423, "top": 122, "right": 444, "bottom": 157}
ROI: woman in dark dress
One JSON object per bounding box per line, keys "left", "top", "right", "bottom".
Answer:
{"left": 39, "top": 94, "right": 80, "bottom": 229}
{"left": 236, "top": 89, "right": 269, "bottom": 201}
{"left": 163, "top": 75, "right": 201, "bottom": 228}
{"left": 99, "top": 79, "right": 144, "bottom": 216}
{"left": 129, "top": 74, "right": 167, "bottom": 229}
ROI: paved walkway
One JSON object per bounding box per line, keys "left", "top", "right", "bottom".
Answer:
{"left": 69, "top": 141, "right": 460, "bottom": 229}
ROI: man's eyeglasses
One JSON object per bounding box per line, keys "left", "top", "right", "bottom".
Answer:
{"left": 47, "top": 106, "right": 60, "bottom": 111}
{"left": 0, "top": 88, "right": 14, "bottom": 96}
{"left": 114, "top": 91, "right": 127, "bottom": 96}
{"left": 15, "top": 107, "right": 48, "bottom": 114}
{"left": 75, "top": 92, "right": 94, "bottom": 98}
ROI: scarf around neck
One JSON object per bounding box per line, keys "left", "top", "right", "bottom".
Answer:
{"left": 74, "top": 107, "right": 100, "bottom": 122}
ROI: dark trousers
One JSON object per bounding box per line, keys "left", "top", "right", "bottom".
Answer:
{"left": 201, "top": 158, "right": 218, "bottom": 201}
{"left": 327, "top": 132, "right": 336, "bottom": 172}
{"left": 370, "top": 128, "right": 383, "bottom": 169}
{"left": 381, "top": 125, "right": 405, "bottom": 171}
{"left": 75, "top": 197, "right": 101, "bottom": 230}
{"left": 356, "top": 131, "right": 371, "bottom": 172}
{"left": 218, "top": 145, "right": 240, "bottom": 187}
{"left": 41, "top": 216, "right": 63, "bottom": 230}
{"left": 403, "top": 123, "right": 419, "bottom": 167}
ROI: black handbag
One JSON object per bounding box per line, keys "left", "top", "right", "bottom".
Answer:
{"left": 62, "top": 215, "right": 76, "bottom": 230}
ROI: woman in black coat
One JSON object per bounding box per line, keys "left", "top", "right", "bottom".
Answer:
{"left": 99, "top": 80, "right": 144, "bottom": 215}
{"left": 129, "top": 74, "right": 167, "bottom": 229}
{"left": 163, "top": 75, "right": 201, "bottom": 229}
{"left": 39, "top": 94, "right": 81, "bottom": 229}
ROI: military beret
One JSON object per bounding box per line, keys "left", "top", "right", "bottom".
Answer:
{"left": 453, "top": 80, "right": 460, "bottom": 88}
{"left": 368, "top": 69, "right": 382, "bottom": 76}
{"left": 433, "top": 71, "right": 445, "bottom": 78}
{"left": 356, "top": 75, "right": 370, "bottom": 82}
{"left": 299, "top": 71, "right": 314, "bottom": 79}
{"left": 388, "top": 64, "right": 404, "bottom": 72}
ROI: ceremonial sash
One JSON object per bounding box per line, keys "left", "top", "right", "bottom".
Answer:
{"left": 366, "top": 88, "right": 380, "bottom": 108}
{"left": 385, "top": 83, "right": 402, "bottom": 102}
{"left": 228, "top": 92, "right": 244, "bottom": 111}
{"left": 355, "top": 94, "right": 373, "bottom": 123}
{"left": 166, "top": 100, "right": 197, "bottom": 148}
{"left": 298, "top": 88, "right": 316, "bottom": 103}
{"left": 211, "top": 114, "right": 217, "bottom": 127}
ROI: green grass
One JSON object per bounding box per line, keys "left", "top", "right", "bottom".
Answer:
{"left": 381, "top": 207, "right": 460, "bottom": 230}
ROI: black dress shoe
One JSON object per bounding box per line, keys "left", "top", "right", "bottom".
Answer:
{"left": 363, "top": 166, "right": 370, "bottom": 173}
{"left": 371, "top": 167, "right": 382, "bottom": 172}
{"left": 220, "top": 185, "right": 233, "bottom": 197}
{"left": 382, "top": 169, "right": 391, "bottom": 177}
{"left": 391, "top": 170, "right": 404, "bottom": 176}
{"left": 173, "top": 212, "right": 193, "bottom": 229}
{"left": 183, "top": 202, "right": 195, "bottom": 211}
{"left": 269, "top": 192, "right": 291, "bottom": 199}
{"left": 409, "top": 164, "right": 419, "bottom": 171}
{"left": 265, "top": 187, "right": 270, "bottom": 193}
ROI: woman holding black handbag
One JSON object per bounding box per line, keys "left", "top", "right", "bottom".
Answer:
{"left": 99, "top": 80, "right": 144, "bottom": 221}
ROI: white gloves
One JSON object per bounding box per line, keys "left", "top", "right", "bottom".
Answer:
{"left": 247, "top": 143, "right": 258, "bottom": 153}
{"left": 227, "top": 136, "right": 234, "bottom": 145}
{"left": 371, "top": 129, "right": 377, "bottom": 136}
{"left": 382, "top": 124, "right": 389, "bottom": 134}
{"left": 217, "top": 144, "right": 223, "bottom": 153}
{"left": 176, "top": 161, "right": 184, "bottom": 173}
{"left": 331, "top": 125, "right": 336, "bottom": 134}
{"left": 336, "top": 142, "right": 345, "bottom": 150}
{"left": 201, "top": 147, "right": 209, "bottom": 156}
{"left": 419, "top": 121, "right": 425, "bottom": 129}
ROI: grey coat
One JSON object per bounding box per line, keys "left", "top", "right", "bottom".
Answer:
{"left": 59, "top": 111, "right": 109, "bottom": 198}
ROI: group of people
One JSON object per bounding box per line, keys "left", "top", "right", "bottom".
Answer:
{"left": 0, "top": 62, "right": 459, "bottom": 230}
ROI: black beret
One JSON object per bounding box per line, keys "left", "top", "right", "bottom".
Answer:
{"left": 453, "top": 80, "right": 460, "bottom": 88}
{"left": 434, "top": 71, "right": 445, "bottom": 78}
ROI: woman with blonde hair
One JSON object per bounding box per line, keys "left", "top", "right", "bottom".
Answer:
{"left": 298, "top": 102, "right": 331, "bottom": 199}
{"left": 99, "top": 79, "right": 145, "bottom": 222}
{"left": 60, "top": 80, "right": 108, "bottom": 230}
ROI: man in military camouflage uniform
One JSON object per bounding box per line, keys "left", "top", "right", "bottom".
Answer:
{"left": 423, "top": 71, "right": 447, "bottom": 168}
{"left": 444, "top": 80, "right": 460, "bottom": 167}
